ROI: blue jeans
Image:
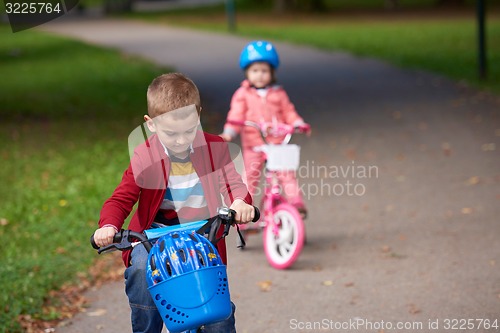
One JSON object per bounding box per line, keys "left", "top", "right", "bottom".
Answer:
{"left": 124, "top": 244, "right": 237, "bottom": 333}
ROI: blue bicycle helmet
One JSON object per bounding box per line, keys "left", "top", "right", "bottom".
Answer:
{"left": 146, "top": 230, "right": 231, "bottom": 333}
{"left": 146, "top": 230, "right": 224, "bottom": 285}
{"left": 239, "top": 40, "right": 280, "bottom": 70}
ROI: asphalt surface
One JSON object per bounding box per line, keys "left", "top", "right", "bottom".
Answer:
{"left": 40, "top": 14, "right": 500, "bottom": 333}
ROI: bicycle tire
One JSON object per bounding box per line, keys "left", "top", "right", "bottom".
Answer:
{"left": 263, "top": 203, "right": 305, "bottom": 269}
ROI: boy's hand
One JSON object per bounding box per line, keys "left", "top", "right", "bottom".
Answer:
{"left": 230, "top": 199, "right": 254, "bottom": 224}
{"left": 93, "top": 226, "right": 117, "bottom": 247}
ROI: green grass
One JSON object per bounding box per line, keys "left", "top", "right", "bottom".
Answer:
{"left": 0, "top": 25, "right": 167, "bottom": 333}
{"left": 128, "top": 4, "right": 500, "bottom": 93}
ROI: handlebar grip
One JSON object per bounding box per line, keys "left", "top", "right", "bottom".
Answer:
{"left": 252, "top": 206, "right": 260, "bottom": 223}
{"left": 90, "top": 230, "right": 124, "bottom": 250}
{"left": 90, "top": 234, "right": 99, "bottom": 250}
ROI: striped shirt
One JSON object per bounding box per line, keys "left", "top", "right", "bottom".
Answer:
{"left": 155, "top": 153, "right": 209, "bottom": 225}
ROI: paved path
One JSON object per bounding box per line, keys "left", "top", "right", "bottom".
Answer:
{"left": 40, "top": 15, "right": 500, "bottom": 333}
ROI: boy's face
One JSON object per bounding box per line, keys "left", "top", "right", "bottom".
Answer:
{"left": 145, "top": 106, "right": 199, "bottom": 158}
{"left": 246, "top": 62, "right": 272, "bottom": 88}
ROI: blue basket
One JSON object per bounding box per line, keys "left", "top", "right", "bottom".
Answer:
{"left": 148, "top": 265, "right": 232, "bottom": 333}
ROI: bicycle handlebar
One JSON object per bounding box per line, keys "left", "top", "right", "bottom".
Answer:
{"left": 226, "top": 120, "right": 310, "bottom": 144}
{"left": 90, "top": 229, "right": 150, "bottom": 254}
{"left": 90, "top": 206, "right": 260, "bottom": 254}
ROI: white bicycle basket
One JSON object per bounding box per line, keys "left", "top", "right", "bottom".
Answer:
{"left": 260, "top": 144, "right": 301, "bottom": 171}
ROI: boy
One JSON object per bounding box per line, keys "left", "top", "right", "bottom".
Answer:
{"left": 93, "top": 73, "right": 254, "bottom": 333}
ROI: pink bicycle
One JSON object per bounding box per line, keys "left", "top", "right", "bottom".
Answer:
{"left": 227, "top": 120, "right": 309, "bottom": 269}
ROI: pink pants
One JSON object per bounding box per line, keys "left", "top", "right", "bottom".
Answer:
{"left": 243, "top": 148, "right": 305, "bottom": 208}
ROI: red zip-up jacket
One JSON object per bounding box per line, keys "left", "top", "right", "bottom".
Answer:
{"left": 98, "top": 130, "right": 251, "bottom": 266}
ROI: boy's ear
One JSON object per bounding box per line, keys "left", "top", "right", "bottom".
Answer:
{"left": 144, "top": 115, "right": 156, "bottom": 132}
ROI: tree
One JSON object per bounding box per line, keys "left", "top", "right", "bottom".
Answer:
{"left": 103, "top": 0, "right": 134, "bottom": 13}
{"left": 273, "top": 0, "right": 292, "bottom": 13}
{"left": 437, "top": 0, "right": 466, "bottom": 5}
{"left": 273, "top": 0, "right": 327, "bottom": 13}
{"left": 385, "top": 0, "right": 399, "bottom": 9}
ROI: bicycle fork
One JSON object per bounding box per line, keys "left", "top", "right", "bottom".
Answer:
{"left": 264, "top": 172, "right": 284, "bottom": 236}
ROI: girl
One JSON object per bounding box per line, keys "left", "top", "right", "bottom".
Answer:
{"left": 221, "top": 40, "right": 310, "bottom": 219}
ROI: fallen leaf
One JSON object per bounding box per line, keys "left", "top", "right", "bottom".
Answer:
{"left": 441, "top": 142, "right": 452, "bottom": 156}
{"left": 418, "top": 122, "right": 428, "bottom": 131}
{"left": 461, "top": 207, "right": 473, "bottom": 215}
{"left": 257, "top": 280, "right": 272, "bottom": 292}
{"left": 87, "top": 309, "right": 107, "bottom": 317}
{"left": 0, "top": 218, "right": 8, "bottom": 226}
{"left": 392, "top": 111, "right": 402, "bottom": 120}
{"left": 451, "top": 98, "right": 465, "bottom": 107}
{"left": 408, "top": 303, "right": 421, "bottom": 315}
{"left": 322, "top": 280, "right": 334, "bottom": 286}
{"left": 388, "top": 252, "right": 406, "bottom": 259}
{"left": 466, "top": 176, "right": 480, "bottom": 185}
{"left": 381, "top": 245, "right": 392, "bottom": 253}
{"left": 344, "top": 282, "right": 354, "bottom": 288}
{"left": 344, "top": 148, "right": 357, "bottom": 160}
{"left": 311, "top": 265, "right": 323, "bottom": 272}
{"left": 55, "top": 247, "right": 67, "bottom": 254}
{"left": 481, "top": 143, "right": 496, "bottom": 151}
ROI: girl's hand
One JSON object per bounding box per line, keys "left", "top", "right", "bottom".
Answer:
{"left": 93, "top": 226, "right": 117, "bottom": 247}
{"left": 230, "top": 199, "right": 255, "bottom": 224}
{"left": 295, "top": 123, "right": 312, "bottom": 136}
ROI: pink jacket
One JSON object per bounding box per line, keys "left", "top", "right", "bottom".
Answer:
{"left": 223, "top": 80, "right": 304, "bottom": 149}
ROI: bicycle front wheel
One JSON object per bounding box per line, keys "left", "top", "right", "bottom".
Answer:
{"left": 263, "top": 203, "right": 305, "bottom": 269}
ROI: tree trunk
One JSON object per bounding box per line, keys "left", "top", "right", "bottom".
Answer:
{"left": 274, "top": 0, "right": 286, "bottom": 13}
{"left": 310, "top": 0, "right": 326, "bottom": 12}
{"left": 385, "top": 0, "right": 399, "bottom": 9}
{"left": 104, "top": 0, "right": 134, "bottom": 14}
{"left": 437, "top": 0, "right": 465, "bottom": 6}
{"left": 274, "top": 0, "right": 297, "bottom": 13}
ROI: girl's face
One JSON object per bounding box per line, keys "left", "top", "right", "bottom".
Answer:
{"left": 246, "top": 62, "right": 273, "bottom": 88}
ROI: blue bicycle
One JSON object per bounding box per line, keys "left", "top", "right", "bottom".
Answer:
{"left": 91, "top": 206, "right": 259, "bottom": 333}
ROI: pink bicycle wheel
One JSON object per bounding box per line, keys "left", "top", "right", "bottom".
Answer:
{"left": 263, "top": 203, "right": 305, "bottom": 269}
